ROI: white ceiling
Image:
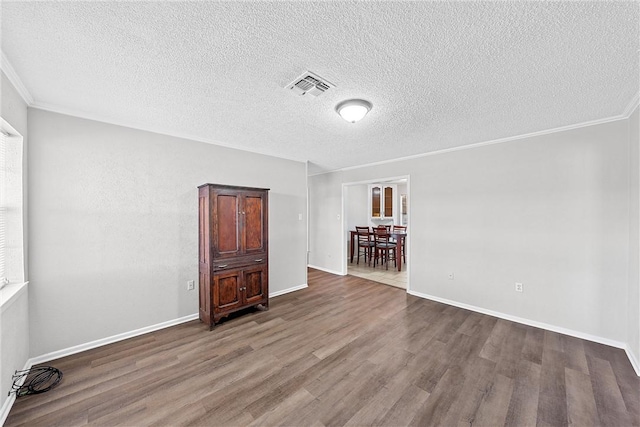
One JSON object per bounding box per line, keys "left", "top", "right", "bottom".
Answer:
{"left": 2, "top": 1, "right": 638, "bottom": 174}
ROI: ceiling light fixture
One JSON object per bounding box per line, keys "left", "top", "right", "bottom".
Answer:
{"left": 336, "top": 99, "right": 372, "bottom": 123}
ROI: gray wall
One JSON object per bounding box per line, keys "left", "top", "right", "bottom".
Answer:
{"left": 345, "top": 184, "right": 368, "bottom": 251}
{"left": 0, "top": 71, "right": 29, "bottom": 409}
{"left": 309, "top": 118, "right": 632, "bottom": 346}
{"left": 345, "top": 185, "right": 368, "bottom": 232}
{"left": 629, "top": 105, "right": 640, "bottom": 367}
{"left": 28, "top": 108, "right": 308, "bottom": 357}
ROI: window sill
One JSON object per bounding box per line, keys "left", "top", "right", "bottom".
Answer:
{"left": 1, "top": 281, "right": 28, "bottom": 313}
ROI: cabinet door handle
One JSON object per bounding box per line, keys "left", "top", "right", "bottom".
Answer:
{"left": 254, "top": 259, "right": 263, "bottom": 262}
{"left": 216, "top": 264, "right": 228, "bottom": 269}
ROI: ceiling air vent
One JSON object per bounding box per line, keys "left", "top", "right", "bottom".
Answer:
{"left": 286, "top": 71, "right": 334, "bottom": 97}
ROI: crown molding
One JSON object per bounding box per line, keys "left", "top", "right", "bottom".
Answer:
{"left": 32, "top": 101, "right": 217, "bottom": 144}
{"left": 623, "top": 91, "right": 640, "bottom": 118}
{"left": 8, "top": 50, "right": 637, "bottom": 176}
{"left": 1, "top": 51, "right": 34, "bottom": 105}
{"left": 30, "top": 101, "right": 304, "bottom": 165}
{"left": 310, "top": 112, "right": 631, "bottom": 176}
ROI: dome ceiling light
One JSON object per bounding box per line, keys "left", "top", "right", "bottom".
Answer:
{"left": 336, "top": 99, "right": 372, "bottom": 123}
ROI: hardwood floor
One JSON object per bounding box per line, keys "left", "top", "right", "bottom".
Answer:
{"left": 6, "top": 268, "right": 640, "bottom": 426}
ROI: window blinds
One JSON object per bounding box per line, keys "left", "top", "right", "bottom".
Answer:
{"left": 0, "top": 129, "right": 7, "bottom": 287}
{"left": 0, "top": 120, "right": 24, "bottom": 289}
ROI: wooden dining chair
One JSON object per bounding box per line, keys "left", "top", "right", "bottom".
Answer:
{"left": 355, "top": 226, "right": 375, "bottom": 265}
{"left": 392, "top": 225, "right": 407, "bottom": 263}
{"left": 373, "top": 228, "right": 396, "bottom": 270}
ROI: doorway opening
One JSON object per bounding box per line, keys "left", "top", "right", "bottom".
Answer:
{"left": 342, "top": 176, "right": 409, "bottom": 290}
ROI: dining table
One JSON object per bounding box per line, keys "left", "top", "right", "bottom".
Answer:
{"left": 349, "top": 229, "right": 407, "bottom": 272}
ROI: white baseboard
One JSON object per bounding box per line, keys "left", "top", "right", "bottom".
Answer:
{"left": 1, "top": 313, "right": 199, "bottom": 424}
{"left": 407, "top": 289, "right": 638, "bottom": 376}
{"left": 29, "top": 313, "right": 199, "bottom": 366}
{"left": 270, "top": 284, "right": 308, "bottom": 298}
{"left": 22, "top": 282, "right": 310, "bottom": 370}
{"left": 1, "top": 359, "right": 32, "bottom": 426}
{"left": 17, "top": 282, "right": 307, "bottom": 371}
{"left": 308, "top": 264, "right": 344, "bottom": 276}
{"left": 0, "top": 284, "right": 311, "bottom": 423}
{"left": 0, "top": 394, "right": 16, "bottom": 426}
{"left": 3, "top": 288, "right": 636, "bottom": 427}
{"left": 625, "top": 346, "right": 640, "bottom": 376}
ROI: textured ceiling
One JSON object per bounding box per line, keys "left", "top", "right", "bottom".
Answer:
{"left": 1, "top": 1, "right": 638, "bottom": 174}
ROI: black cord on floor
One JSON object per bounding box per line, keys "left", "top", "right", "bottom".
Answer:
{"left": 9, "top": 366, "right": 63, "bottom": 397}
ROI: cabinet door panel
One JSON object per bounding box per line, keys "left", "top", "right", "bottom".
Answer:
{"left": 214, "top": 271, "right": 242, "bottom": 310}
{"left": 384, "top": 186, "right": 394, "bottom": 217}
{"left": 371, "top": 186, "right": 381, "bottom": 218}
{"left": 244, "top": 265, "right": 267, "bottom": 304}
{"left": 214, "top": 193, "right": 240, "bottom": 257}
{"left": 244, "top": 194, "right": 265, "bottom": 253}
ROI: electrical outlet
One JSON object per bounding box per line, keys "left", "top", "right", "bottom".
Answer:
{"left": 448, "top": 273, "right": 454, "bottom": 280}
{"left": 187, "top": 280, "right": 195, "bottom": 291}
{"left": 515, "top": 282, "right": 523, "bottom": 292}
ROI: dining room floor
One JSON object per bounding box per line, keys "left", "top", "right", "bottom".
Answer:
{"left": 347, "top": 257, "right": 407, "bottom": 289}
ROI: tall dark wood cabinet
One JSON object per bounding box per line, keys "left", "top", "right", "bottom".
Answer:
{"left": 198, "top": 184, "right": 269, "bottom": 328}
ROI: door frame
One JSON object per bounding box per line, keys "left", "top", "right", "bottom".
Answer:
{"left": 340, "top": 174, "right": 411, "bottom": 292}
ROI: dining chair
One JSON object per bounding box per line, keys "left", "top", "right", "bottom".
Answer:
{"left": 392, "top": 225, "right": 407, "bottom": 263}
{"left": 373, "top": 228, "right": 396, "bottom": 270}
{"left": 355, "top": 226, "right": 375, "bottom": 265}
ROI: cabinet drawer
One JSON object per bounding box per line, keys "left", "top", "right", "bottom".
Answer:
{"left": 212, "top": 254, "right": 266, "bottom": 272}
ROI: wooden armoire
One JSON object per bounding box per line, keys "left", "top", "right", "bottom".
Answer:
{"left": 198, "top": 184, "right": 269, "bottom": 328}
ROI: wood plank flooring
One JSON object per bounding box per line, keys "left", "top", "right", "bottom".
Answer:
{"left": 6, "top": 268, "right": 640, "bottom": 426}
